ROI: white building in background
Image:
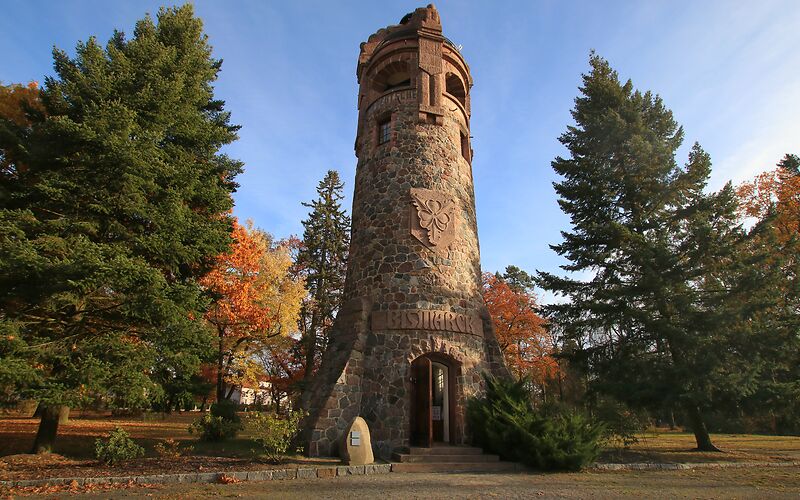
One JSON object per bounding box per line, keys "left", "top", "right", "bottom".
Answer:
{"left": 225, "top": 380, "right": 287, "bottom": 408}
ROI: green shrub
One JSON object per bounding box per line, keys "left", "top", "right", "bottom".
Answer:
{"left": 211, "top": 399, "right": 240, "bottom": 421}
{"left": 94, "top": 427, "right": 145, "bottom": 465}
{"left": 467, "top": 374, "right": 605, "bottom": 471}
{"left": 188, "top": 400, "right": 243, "bottom": 441}
{"left": 189, "top": 414, "right": 240, "bottom": 441}
{"left": 246, "top": 410, "right": 305, "bottom": 463}
{"left": 593, "top": 398, "right": 649, "bottom": 449}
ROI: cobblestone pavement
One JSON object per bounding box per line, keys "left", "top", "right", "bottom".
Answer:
{"left": 72, "top": 466, "right": 800, "bottom": 499}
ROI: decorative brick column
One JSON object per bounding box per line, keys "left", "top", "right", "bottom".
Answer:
{"left": 299, "top": 4, "right": 510, "bottom": 459}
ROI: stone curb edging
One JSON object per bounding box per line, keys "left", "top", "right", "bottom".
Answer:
{"left": 593, "top": 461, "right": 800, "bottom": 471}
{"left": 0, "top": 463, "right": 392, "bottom": 489}
{"left": 5, "top": 460, "right": 799, "bottom": 488}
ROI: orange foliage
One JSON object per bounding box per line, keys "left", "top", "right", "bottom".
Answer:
{"left": 482, "top": 273, "right": 558, "bottom": 385}
{"left": 737, "top": 158, "right": 800, "bottom": 242}
{"left": 0, "top": 82, "right": 44, "bottom": 177}
{"left": 202, "top": 219, "right": 275, "bottom": 335}
{"left": 200, "top": 218, "right": 305, "bottom": 397}
{"left": 0, "top": 81, "right": 41, "bottom": 127}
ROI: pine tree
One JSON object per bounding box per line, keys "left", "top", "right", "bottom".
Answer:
{"left": 736, "top": 154, "right": 800, "bottom": 433}
{"left": 297, "top": 170, "right": 350, "bottom": 382}
{"left": 0, "top": 5, "right": 241, "bottom": 452}
{"left": 537, "top": 54, "right": 778, "bottom": 451}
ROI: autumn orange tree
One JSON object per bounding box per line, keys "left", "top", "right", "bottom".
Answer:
{"left": 201, "top": 219, "right": 305, "bottom": 402}
{"left": 737, "top": 154, "right": 800, "bottom": 241}
{"left": 0, "top": 82, "right": 43, "bottom": 180}
{"left": 0, "top": 82, "right": 42, "bottom": 123}
{"left": 482, "top": 269, "right": 557, "bottom": 392}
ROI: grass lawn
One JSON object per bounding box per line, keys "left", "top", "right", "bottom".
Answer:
{"left": 602, "top": 430, "right": 800, "bottom": 464}
{"left": 0, "top": 412, "right": 338, "bottom": 483}
{"left": 0, "top": 412, "right": 255, "bottom": 459}
{"left": 1, "top": 413, "right": 799, "bottom": 484}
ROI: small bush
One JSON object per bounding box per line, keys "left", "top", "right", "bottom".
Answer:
{"left": 467, "top": 374, "right": 605, "bottom": 471}
{"left": 95, "top": 427, "right": 144, "bottom": 465}
{"left": 188, "top": 400, "right": 243, "bottom": 441}
{"left": 211, "top": 399, "right": 241, "bottom": 421}
{"left": 593, "top": 398, "right": 649, "bottom": 449}
{"left": 246, "top": 410, "right": 305, "bottom": 463}
{"left": 154, "top": 438, "right": 192, "bottom": 459}
{"left": 189, "top": 414, "right": 241, "bottom": 441}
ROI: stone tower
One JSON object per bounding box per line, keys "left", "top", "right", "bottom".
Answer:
{"left": 300, "top": 4, "right": 509, "bottom": 458}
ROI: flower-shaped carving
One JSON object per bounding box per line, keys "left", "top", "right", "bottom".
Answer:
{"left": 411, "top": 194, "right": 453, "bottom": 245}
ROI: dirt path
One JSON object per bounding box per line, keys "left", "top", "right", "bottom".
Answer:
{"left": 64, "top": 466, "right": 800, "bottom": 499}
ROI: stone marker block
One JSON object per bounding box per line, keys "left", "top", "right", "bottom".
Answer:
{"left": 340, "top": 416, "right": 374, "bottom": 466}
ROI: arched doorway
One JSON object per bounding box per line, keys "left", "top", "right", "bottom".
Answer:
{"left": 410, "top": 353, "right": 458, "bottom": 447}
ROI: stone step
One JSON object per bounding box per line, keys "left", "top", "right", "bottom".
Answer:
{"left": 392, "top": 453, "right": 500, "bottom": 463}
{"left": 405, "top": 446, "right": 484, "bottom": 455}
{"left": 391, "top": 461, "right": 520, "bottom": 473}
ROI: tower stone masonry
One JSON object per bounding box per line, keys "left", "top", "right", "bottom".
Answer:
{"left": 299, "top": 4, "right": 509, "bottom": 458}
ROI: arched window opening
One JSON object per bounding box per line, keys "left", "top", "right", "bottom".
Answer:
{"left": 460, "top": 132, "right": 470, "bottom": 163}
{"left": 445, "top": 72, "right": 466, "bottom": 107}
{"left": 372, "top": 61, "right": 412, "bottom": 93}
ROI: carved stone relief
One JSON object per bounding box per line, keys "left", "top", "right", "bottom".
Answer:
{"left": 372, "top": 309, "right": 483, "bottom": 336}
{"left": 410, "top": 187, "right": 456, "bottom": 253}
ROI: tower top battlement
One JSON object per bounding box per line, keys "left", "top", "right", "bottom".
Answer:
{"left": 354, "top": 4, "right": 472, "bottom": 158}
{"left": 358, "top": 4, "right": 441, "bottom": 68}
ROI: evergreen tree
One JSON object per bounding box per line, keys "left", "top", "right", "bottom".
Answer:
{"left": 499, "top": 265, "right": 537, "bottom": 293}
{"left": 736, "top": 154, "right": 800, "bottom": 433}
{"left": 0, "top": 5, "right": 241, "bottom": 452}
{"left": 297, "top": 170, "right": 350, "bottom": 382}
{"left": 537, "top": 54, "right": 778, "bottom": 451}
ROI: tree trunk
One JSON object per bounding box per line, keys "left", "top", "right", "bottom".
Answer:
{"left": 31, "top": 405, "right": 61, "bottom": 454}
{"left": 684, "top": 403, "right": 720, "bottom": 452}
{"left": 557, "top": 370, "right": 564, "bottom": 402}
{"left": 303, "top": 308, "right": 318, "bottom": 382}
{"left": 669, "top": 409, "right": 676, "bottom": 430}
{"left": 57, "top": 406, "right": 70, "bottom": 425}
{"left": 217, "top": 328, "right": 226, "bottom": 402}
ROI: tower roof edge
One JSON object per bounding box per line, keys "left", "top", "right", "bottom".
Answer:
{"left": 358, "top": 5, "right": 442, "bottom": 67}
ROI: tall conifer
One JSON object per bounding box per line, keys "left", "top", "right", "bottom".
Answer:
{"left": 298, "top": 170, "right": 350, "bottom": 382}
{"left": 538, "top": 54, "right": 777, "bottom": 451}
{"left": 0, "top": 5, "right": 241, "bottom": 452}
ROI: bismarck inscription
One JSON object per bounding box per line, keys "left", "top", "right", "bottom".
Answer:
{"left": 372, "top": 309, "right": 483, "bottom": 336}
{"left": 410, "top": 187, "right": 456, "bottom": 253}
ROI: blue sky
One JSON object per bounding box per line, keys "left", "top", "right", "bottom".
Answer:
{"left": 2, "top": 1, "right": 798, "bottom": 302}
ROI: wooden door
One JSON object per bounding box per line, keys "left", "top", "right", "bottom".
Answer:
{"left": 411, "top": 357, "right": 432, "bottom": 447}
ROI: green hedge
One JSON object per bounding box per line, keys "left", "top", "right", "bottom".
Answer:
{"left": 467, "top": 374, "right": 605, "bottom": 471}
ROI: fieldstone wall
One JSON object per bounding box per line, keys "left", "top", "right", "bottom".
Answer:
{"left": 299, "top": 4, "right": 510, "bottom": 459}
